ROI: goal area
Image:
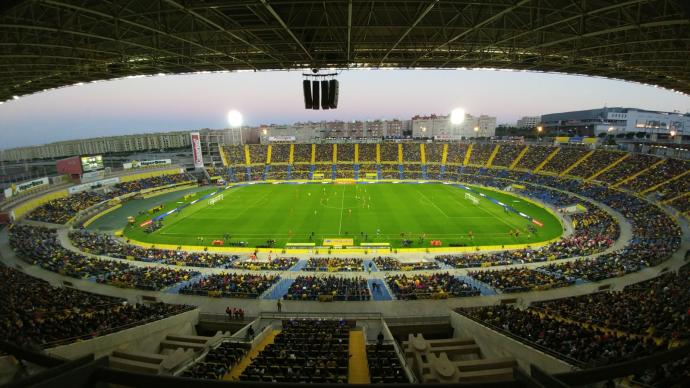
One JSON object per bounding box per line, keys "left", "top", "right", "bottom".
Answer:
{"left": 464, "top": 192, "right": 480, "bottom": 205}
{"left": 208, "top": 194, "right": 224, "bottom": 206}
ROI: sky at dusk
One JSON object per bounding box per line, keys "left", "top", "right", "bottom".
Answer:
{"left": 1, "top": 69, "right": 689, "bottom": 149}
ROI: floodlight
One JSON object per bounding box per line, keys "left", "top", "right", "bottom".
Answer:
{"left": 227, "top": 110, "right": 243, "bottom": 128}
{"left": 450, "top": 108, "right": 465, "bottom": 125}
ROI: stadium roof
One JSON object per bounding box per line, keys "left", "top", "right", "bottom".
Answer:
{"left": 1, "top": 0, "right": 690, "bottom": 102}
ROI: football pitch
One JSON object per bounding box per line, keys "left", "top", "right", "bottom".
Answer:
{"left": 123, "top": 183, "right": 563, "bottom": 249}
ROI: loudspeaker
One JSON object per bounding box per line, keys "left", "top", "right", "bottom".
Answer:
{"left": 311, "top": 81, "right": 320, "bottom": 110}
{"left": 329, "top": 79, "right": 339, "bottom": 109}
{"left": 302, "top": 80, "right": 312, "bottom": 109}
{"left": 321, "top": 80, "right": 330, "bottom": 110}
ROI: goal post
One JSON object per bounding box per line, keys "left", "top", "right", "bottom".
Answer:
{"left": 208, "top": 193, "right": 224, "bottom": 206}
{"left": 464, "top": 192, "right": 480, "bottom": 205}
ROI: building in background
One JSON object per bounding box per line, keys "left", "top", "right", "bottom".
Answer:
{"left": 411, "top": 113, "right": 497, "bottom": 139}
{"left": 516, "top": 116, "right": 541, "bottom": 128}
{"left": 541, "top": 107, "right": 690, "bottom": 138}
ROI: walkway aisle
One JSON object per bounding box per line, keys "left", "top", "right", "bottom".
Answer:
{"left": 348, "top": 330, "right": 370, "bottom": 384}
{"left": 224, "top": 329, "right": 280, "bottom": 381}
{"left": 262, "top": 278, "right": 295, "bottom": 300}
{"left": 367, "top": 279, "right": 393, "bottom": 301}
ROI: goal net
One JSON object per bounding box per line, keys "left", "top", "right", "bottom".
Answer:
{"left": 464, "top": 192, "right": 480, "bottom": 205}
{"left": 208, "top": 194, "right": 224, "bottom": 206}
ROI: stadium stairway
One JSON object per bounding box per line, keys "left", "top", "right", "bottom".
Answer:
{"left": 439, "top": 165, "right": 446, "bottom": 180}
{"left": 289, "top": 259, "right": 308, "bottom": 271}
{"left": 348, "top": 330, "right": 371, "bottom": 384}
{"left": 398, "top": 165, "right": 404, "bottom": 180}
{"left": 309, "top": 165, "right": 316, "bottom": 179}
{"left": 244, "top": 167, "right": 251, "bottom": 181}
{"left": 286, "top": 165, "right": 293, "bottom": 180}
{"left": 354, "top": 164, "right": 360, "bottom": 180}
{"left": 164, "top": 273, "right": 205, "bottom": 294}
{"left": 262, "top": 278, "right": 294, "bottom": 300}
{"left": 332, "top": 164, "right": 337, "bottom": 180}
{"left": 367, "top": 279, "right": 393, "bottom": 301}
{"left": 263, "top": 165, "right": 270, "bottom": 181}
{"left": 362, "top": 259, "right": 378, "bottom": 272}
{"left": 421, "top": 165, "right": 428, "bottom": 180}
{"left": 225, "top": 329, "right": 281, "bottom": 381}
{"left": 376, "top": 165, "right": 382, "bottom": 180}
{"left": 458, "top": 275, "right": 497, "bottom": 296}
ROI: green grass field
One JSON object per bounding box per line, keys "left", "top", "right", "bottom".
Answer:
{"left": 122, "top": 183, "right": 563, "bottom": 248}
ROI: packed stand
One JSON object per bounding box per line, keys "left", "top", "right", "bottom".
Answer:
{"left": 9, "top": 224, "right": 133, "bottom": 278}
{"left": 26, "top": 191, "right": 106, "bottom": 224}
{"left": 380, "top": 143, "right": 399, "bottom": 162}
{"left": 402, "top": 143, "right": 421, "bottom": 162}
{"left": 305, "top": 257, "right": 364, "bottom": 272}
{"left": 97, "top": 266, "right": 199, "bottom": 291}
{"left": 435, "top": 207, "right": 618, "bottom": 269}
{"left": 358, "top": 144, "right": 377, "bottom": 162}
{"left": 533, "top": 264, "right": 690, "bottom": 340}
{"left": 181, "top": 342, "right": 250, "bottom": 380}
{"left": 668, "top": 195, "right": 690, "bottom": 214}
{"left": 467, "top": 268, "right": 575, "bottom": 293}
{"left": 336, "top": 144, "right": 355, "bottom": 162}
{"left": 657, "top": 174, "right": 690, "bottom": 201}
{"left": 373, "top": 257, "right": 439, "bottom": 271}
{"left": 490, "top": 144, "right": 525, "bottom": 167}
{"left": 468, "top": 143, "right": 494, "bottom": 166}
{"left": 541, "top": 146, "right": 590, "bottom": 174}
{"left": 293, "top": 144, "right": 312, "bottom": 163}
{"left": 622, "top": 158, "right": 690, "bottom": 192}
{"left": 179, "top": 273, "right": 279, "bottom": 298}
{"left": 284, "top": 275, "right": 371, "bottom": 301}
{"left": 270, "top": 144, "right": 291, "bottom": 163}
{"left": 240, "top": 319, "right": 350, "bottom": 383}
{"left": 461, "top": 305, "right": 666, "bottom": 367}
{"left": 568, "top": 150, "right": 623, "bottom": 178}
{"left": 0, "top": 263, "right": 192, "bottom": 348}
{"left": 107, "top": 173, "right": 193, "bottom": 197}
{"left": 248, "top": 144, "right": 267, "bottom": 165}
{"left": 386, "top": 273, "right": 480, "bottom": 299}
{"left": 315, "top": 144, "right": 333, "bottom": 163}
{"left": 515, "top": 145, "right": 553, "bottom": 170}
{"left": 445, "top": 143, "right": 469, "bottom": 164}
{"left": 597, "top": 153, "right": 659, "bottom": 184}
{"left": 230, "top": 257, "right": 298, "bottom": 271}
{"left": 424, "top": 143, "right": 444, "bottom": 164}
{"left": 69, "top": 230, "right": 238, "bottom": 268}
{"left": 367, "top": 344, "right": 409, "bottom": 383}
{"left": 223, "top": 145, "right": 245, "bottom": 166}
{"left": 26, "top": 173, "right": 193, "bottom": 223}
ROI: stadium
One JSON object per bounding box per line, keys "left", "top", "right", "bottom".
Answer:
{"left": 0, "top": 1, "right": 689, "bottom": 388}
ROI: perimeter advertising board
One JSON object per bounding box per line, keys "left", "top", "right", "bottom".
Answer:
{"left": 190, "top": 132, "right": 204, "bottom": 168}
{"left": 3, "top": 177, "right": 50, "bottom": 199}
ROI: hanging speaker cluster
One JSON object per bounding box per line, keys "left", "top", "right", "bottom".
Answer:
{"left": 302, "top": 71, "right": 339, "bottom": 110}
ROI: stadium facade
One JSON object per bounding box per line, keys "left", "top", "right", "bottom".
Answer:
{"left": 541, "top": 107, "right": 690, "bottom": 137}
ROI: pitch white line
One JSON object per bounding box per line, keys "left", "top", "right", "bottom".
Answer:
{"left": 338, "top": 185, "right": 346, "bottom": 235}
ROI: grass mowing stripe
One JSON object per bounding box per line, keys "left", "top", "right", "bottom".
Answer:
{"left": 124, "top": 183, "right": 563, "bottom": 248}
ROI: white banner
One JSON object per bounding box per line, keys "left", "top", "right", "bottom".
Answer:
{"left": 68, "top": 177, "right": 120, "bottom": 194}
{"left": 3, "top": 177, "right": 49, "bottom": 198}
{"left": 268, "top": 135, "right": 296, "bottom": 142}
{"left": 81, "top": 170, "right": 105, "bottom": 183}
{"left": 190, "top": 132, "right": 204, "bottom": 168}
{"left": 123, "top": 159, "right": 172, "bottom": 170}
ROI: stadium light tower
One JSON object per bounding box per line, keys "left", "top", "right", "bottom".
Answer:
{"left": 227, "top": 110, "right": 243, "bottom": 128}
{"left": 450, "top": 108, "right": 465, "bottom": 125}
{"left": 227, "top": 110, "right": 243, "bottom": 144}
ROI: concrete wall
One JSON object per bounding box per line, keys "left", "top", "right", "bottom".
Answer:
{"left": 45, "top": 308, "right": 200, "bottom": 359}
{"left": 449, "top": 311, "right": 575, "bottom": 375}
